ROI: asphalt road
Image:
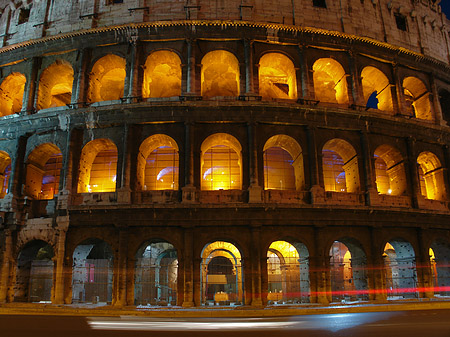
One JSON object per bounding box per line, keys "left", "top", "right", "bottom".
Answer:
{"left": 1, "top": 309, "right": 450, "bottom": 337}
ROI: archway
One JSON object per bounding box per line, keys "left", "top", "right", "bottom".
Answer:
{"left": 267, "top": 240, "right": 310, "bottom": 304}
{"left": 361, "top": 66, "right": 393, "bottom": 112}
{"left": 201, "top": 50, "right": 240, "bottom": 97}
{"left": 263, "top": 135, "right": 304, "bottom": 190}
{"left": 0, "top": 72, "right": 26, "bottom": 116}
{"left": 134, "top": 240, "right": 178, "bottom": 306}
{"left": 374, "top": 145, "right": 406, "bottom": 196}
{"left": 313, "top": 58, "right": 348, "bottom": 104}
{"left": 429, "top": 240, "right": 450, "bottom": 297}
{"left": 322, "top": 139, "right": 360, "bottom": 193}
{"left": 143, "top": 51, "right": 181, "bottom": 98}
{"left": 417, "top": 151, "right": 446, "bottom": 201}
{"left": 201, "top": 241, "right": 244, "bottom": 306}
{"left": 137, "top": 134, "right": 179, "bottom": 191}
{"left": 403, "top": 77, "right": 432, "bottom": 120}
{"left": 383, "top": 239, "right": 418, "bottom": 299}
{"left": 87, "top": 54, "right": 126, "bottom": 103}
{"left": 258, "top": 53, "right": 297, "bottom": 100}
{"left": 77, "top": 139, "right": 118, "bottom": 193}
{"left": 201, "top": 133, "right": 242, "bottom": 190}
{"left": 72, "top": 239, "right": 113, "bottom": 304}
{"left": 14, "top": 240, "right": 54, "bottom": 303}
{"left": 0, "top": 151, "right": 11, "bottom": 198}
{"left": 36, "top": 60, "right": 74, "bottom": 110}
{"left": 25, "top": 143, "right": 62, "bottom": 199}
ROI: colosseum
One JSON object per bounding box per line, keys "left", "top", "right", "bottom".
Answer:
{"left": 0, "top": 0, "right": 448, "bottom": 309}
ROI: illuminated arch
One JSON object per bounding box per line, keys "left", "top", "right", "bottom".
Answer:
{"left": 263, "top": 135, "right": 304, "bottom": 190}
{"left": 0, "top": 72, "right": 26, "bottom": 116}
{"left": 403, "top": 77, "right": 432, "bottom": 120}
{"left": 77, "top": 139, "right": 118, "bottom": 193}
{"left": 374, "top": 145, "right": 406, "bottom": 196}
{"left": 201, "top": 50, "right": 240, "bottom": 97}
{"left": 143, "top": 50, "right": 182, "bottom": 98}
{"left": 25, "top": 143, "right": 62, "bottom": 200}
{"left": 0, "top": 151, "right": 11, "bottom": 198}
{"left": 361, "top": 66, "right": 393, "bottom": 112}
{"left": 201, "top": 241, "right": 243, "bottom": 306}
{"left": 201, "top": 133, "right": 242, "bottom": 190}
{"left": 88, "top": 54, "right": 126, "bottom": 103}
{"left": 259, "top": 53, "right": 297, "bottom": 100}
{"left": 313, "top": 58, "right": 348, "bottom": 104}
{"left": 429, "top": 240, "right": 450, "bottom": 297}
{"left": 322, "top": 139, "right": 360, "bottom": 193}
{"left": 417, "top": 151, "right": 446, "bottom": 201}
{"left": 137, "top": 134, "right": 179, "bottom": 191}
{"left": 36, "top": 60, "right": 74, "bottom": 110}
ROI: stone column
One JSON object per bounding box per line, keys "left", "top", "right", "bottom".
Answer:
{"left": 186, "top": 39, "right": 196, "bottom": 95}
{"left": 406, "top": 137, "right": 420, "bottom": 208}
{"left": 299, "top": 45, "right": 314, "bottom": 100}
{"left": 182, "top": 228, "right": 194, "bottom": 307}
{"left": 71, "top": 48, "right": 91, "bottom": 106}
{"left": 244, "top": 39, "right": 254, "bottom": 94}
{"left": 348, "top": 50, "right": 364, "bottom": 106}
{"left": 247, "top": 122, "right": 262, "bottom": 202}
{"left": 22, "top": 57, "right": 41, "bottom": 114}
{"left": 360, "top": 131, "right": 376, "bottom": 205}
{"left": 114, "top": 228, "right": 128, "bottom": 306}
{"left": 182, "top": 122, "right": 196, "bottom": 202}
{"left": 430, "top": 74, "right": 444, "bottom": 125}
{"left": 117, "top": 124, "right": 131, "bottom": 204}
{"left": 313, "top": 227, "right": 329, "bottom": 304}
{"left": 124, "top": 38, "right": 139, "bottom": 103}
{"left": 306, "top": 126, "right": 324, "bottom": 204}
{"left": 0, "top": 230, "right": 13, "bottom": 303}
{"left": 193, "top": 257, "right": 202, "bottom": 306}
{"left": 250, "top": 226, "right": 263, "bottom": 306}
{"left": 393, "top": 63, "right": 409, "bottom": 116}
{"left": 369, "top": 227, "right": 387, "bottom": 302}
{"left": 417, "top": 228, "right": 434, "bottom": 299}
{"left": 53, "top": 220, "right": 68, "bottom": 304}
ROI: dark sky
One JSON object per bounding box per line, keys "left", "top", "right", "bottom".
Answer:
{"left": 442, "top": 1, "right": 450, "bottom": 20}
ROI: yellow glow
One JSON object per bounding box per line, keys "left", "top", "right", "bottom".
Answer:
{"left": 269, "top": 241, "right": 299, "bottom": 259}
{"left": 417, "top": 151, "right": 445, "bottom": 200}
{"left": 403, "top": 77, "right": 431, "bottom": 120}
{"left": 313, "top": 58, "right": 348, "bottom": 104}
{"left": 384, "top": 242, "right": 395, "bottom": 252}
{"left": 429, "top": 248, "right": 435, "bottom": 260}
{"left": 0, "top": 151, "right": 11, "bottom": 198}
{"left": 361, "top": 66, "right": 393, "bottom": 112}
{"left": 37, "top": 60, "right": 74, "bottom": 110}
{"left": 374, "top": 145, "right": 406, "bottom": 196}
{"left": 88, "top": 54, "right": 126, "bottom": 103}
{"left": 0, "top": 72, "right": 26, "bottom": 116}
{"left": 201, "top": 50, "right": 240, "bottom": 97}
{"left": 143, "top": 50, "right": 181, "bottom": 98}
{"left": 259, "top": 53, "right": 297, "bottom": 100}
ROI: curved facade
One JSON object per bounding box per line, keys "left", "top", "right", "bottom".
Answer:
{"left": 0, "top": 0, "right": 449, "bottom": 307}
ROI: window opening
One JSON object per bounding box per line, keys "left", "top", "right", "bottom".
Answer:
{"left": 264, "top": 147, "right": 295, "bottom": 190}
{"left": 395, "top": 13, "right": 407, "bottom": 31}
{"left": 313, "top": 0, "right": 327, "bottom": 8}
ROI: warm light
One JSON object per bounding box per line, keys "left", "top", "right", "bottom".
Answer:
{"left": 403, "top": 77, "right": 431, "bottom": 120}
{"left": 0, "top": 72, "right": 26, "bottom": 116}
{"left": 259, "top": 53, "right": 297, "bottom": 100}
{"left": 0, "top": 151, "right": 11, "bottom": 199}
{"left": 361, "top": 66, "right": 393, "bottom": 112}
{"left": 201, "top": 50, "right": 240, "bottom": 97}
{"left": 88, "top": 54, "right": 126, "bottom": 103}
{"left": 143, "top": 50, "right": 181, "bottom": 98}
{"left": 313, "top": 58, "right": 348, "bottom": 104}
{"left": 417, "top": 151, "right": 445, "bottom": 200}
{"left": 37, "top": 60, "right": 74, "bottom": 110}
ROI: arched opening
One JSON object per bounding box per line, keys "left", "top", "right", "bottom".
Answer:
{"left": 134, "top": 240, "right": 178, "bottom": 306}
{"left": 0, "top": 151, "right": 11, "bottom": 198}
{"left": 403, "top": 77, "right": 432, "bottom": 120}
{"left": 322, "top": 139, "right": 360, "bottom": 193}
{"left": 0, "top": 72, "right": 26, "bottom": 116}
{"left": 143, "top": 51, "right": 181, "bottom": 98}
{"left": 417, "top": 151, "right": 446, "bottom": 201}
{"left": 201, "top": 133, "right": 242, "bottom": 191}
{"left": 201, "top": 50, "right": 240, "bottom": 98}
{"left": 87, "top": 54, "right": 126, "bottom": 103}
{"left": 137, "top": 134, "right": 179, "bottom": 191}
{"left": 312, "top": 58, "right": 348, "bottom": 104}
{"left": 201, "top": 241, "right": 244, "bottom": 306}
{"left": 263, "top": 135, "right": 304, "bottom": 190}
{"left": 72, "top": 238, "right": 113, "bottom": 305}
{"left": 383, "top": 239, "right": 418, "bottom": 299}
{"left": 77, "top": 139, "right": 118, "bottom": 193}
{"left": 258, "top": 53, "right": 297, "bottom": 100}
{"left": 374, "top": 145, "right": 406, "bottom": 196}
{"left": 14, "top": 240, "right": 54, "bottom": 303}
{"left": 25, "top": 143, "right": 62, "bottom": 200}
{"left": 329, "top": 239, "right": 368, "bottom": 302}
{"left": 36, "top": 60, "right": 74, "bottom": 110}
{"left": 438, "top": 89, "right": 450, "bottom": 124}
{"left": 267, "top": 240, "right": 310, "bottom": 304}
{"left": 429, "top": 240, "right": 450, "bottom": 297}
{"left": 361, "top": 66, "right": 393, "bottom": 112}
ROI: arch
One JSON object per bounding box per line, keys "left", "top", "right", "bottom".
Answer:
{"left": 417, "top": 151, "right": 446, "bottom": 201}
{"left": 329, "top": 238, "right": 368, "bottom": 302}
{"left": 200, "top": 241, "right": 243, "bottom": 306}
{"left": 77, "top": 139, "right": 118, "bottom": 193}
{"left": 403, "top": 77, "right": 432, "bottom": 120}
{"left": 14, "top": 240, "right": 54, "bottom": 303}
{"left": 361, "top": 66, "right": 393, "bottom": 112}
{"left": 25, "top": 143, "right": 62, "bottom": 200}
{"left": 201, "top": 50, "right": 240, "bottom": 97}
{"left": 313, "top": 58, "right": 348, "bottom": 104}
{"left": 263, "top": 135, "right": 304, "bottom": 190}
{"left": 383, "top": 239, "right": 418, "bottom": 299}
{"left": 429, "top": 240, "right": 450, "bottom": 297}
{"left": 438, "top": 89, "right": 450, "bottom": 124}
{"left": 87, "top": 54, "right": 126, "bottom": 103}
{"left": 266, "top": 240, "right": 310, "bottom": 304}
{"left": 374, "top": 145, "right": 406, "bottom": 196}
{"left": 258, "top": 52, "right": 297, "bottom": 100}
{"left": 134, "top": 240, "right": 178, "bottom": 306}
{"left": 72, "top": 238, "right": 114, "bottom": 304}
{"left": 0, "top": 151, "right": 11, "bottom": 198}
{"left": 137, "top": 134, "right": 179, "bottom": 191}
{"left": 322, "top": 139, "right": 360, "bottom": 193}
{"left": 142, "top": 50, "right": 182, "bottom": 98}
{"left": 201, "top": 133, "right": 242, "bottom": 190}
{"left": 36, "top": 60, "right": 74, "bottom": 110}
{"left": 0, "top": 72, "right": 26, "bottom": 116}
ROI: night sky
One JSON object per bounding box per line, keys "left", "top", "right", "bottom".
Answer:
{"left": 441, "top": 1, "right": 450, "bottom": 19}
